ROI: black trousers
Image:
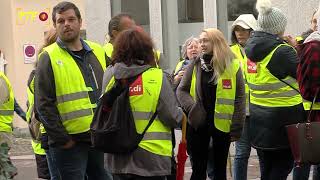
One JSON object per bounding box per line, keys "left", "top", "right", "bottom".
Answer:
{"left": 113, "top": 174, "right": 166, "bottom": 180}
{"left": 35, "top": 154, "right": 50, "bottom": 179}
{"left": 257, "top": 149, "right": 294, "bottom": 180}
{"left": 187, "top": 123, "right": 231, "bottom": 180}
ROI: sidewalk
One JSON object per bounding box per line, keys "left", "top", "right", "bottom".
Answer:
{"left": 9, "top": 128, "right": 302, "bottom": 180}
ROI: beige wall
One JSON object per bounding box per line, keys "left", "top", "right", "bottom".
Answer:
{"left": 0, "top": 0, "right": 85, "bottom": 128}
{"left": 273, "top": 0, "right": 318, "bottom": 37}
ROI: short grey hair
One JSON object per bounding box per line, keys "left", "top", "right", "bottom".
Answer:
{"left": 181, "top": 36, "right": 199, "bottom": 59}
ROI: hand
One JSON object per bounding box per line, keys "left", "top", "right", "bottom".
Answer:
{"left": 283, "top": 35, "right": 297, "bottom": 47}
{"left": 174, "top": 70, "right": 185, "bottom": 82}
{"left": 62, "top": 139, "right": 75, "bottom": 149}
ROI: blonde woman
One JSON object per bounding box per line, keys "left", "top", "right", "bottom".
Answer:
{"left": 177, "top": 28, "right": 245, "bottom": 180}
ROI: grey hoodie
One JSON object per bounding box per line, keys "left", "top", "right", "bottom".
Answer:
{"left": 102, "top": 62, "right": 183, "bottom": 176}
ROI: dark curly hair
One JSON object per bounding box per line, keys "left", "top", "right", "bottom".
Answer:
{"left": 112, "top": 28, "right": 156, "bottom": 67}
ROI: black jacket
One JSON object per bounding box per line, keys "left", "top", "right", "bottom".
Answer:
{"left": 34, "top": 38, "right": 108, "bottom": 147}
{"left": 245, "top": 31, "right": 306, "bottom": 150}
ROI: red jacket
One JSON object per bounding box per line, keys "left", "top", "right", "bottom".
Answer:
{"left": 297, "top": 41, "right": 320, "bottom": 102}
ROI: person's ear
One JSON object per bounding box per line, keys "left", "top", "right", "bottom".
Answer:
{"left": 112, "top": 30, "right": 118, "bottom": 39}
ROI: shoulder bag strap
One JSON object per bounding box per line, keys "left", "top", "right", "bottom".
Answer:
{"left": 141, "top": 111, "right": 158, "bottom": 136}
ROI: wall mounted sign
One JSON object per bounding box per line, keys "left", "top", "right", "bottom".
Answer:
{"left": 23, "top": 44, "right": 36, "bottom": 64}
{"left": 16, "top": 8, "right": 50, "bottom": 26}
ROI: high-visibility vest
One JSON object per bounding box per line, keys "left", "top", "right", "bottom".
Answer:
{"left": 190, "top": 60, "right": 240, "bottom": 133}
{"left": 43, "top": 41, "right": 106, "bottom": 134}
{"left": 230, "top": 44, "right": 250, "bottom": 113}
{"left": 103, "top": 42, "right": 113, "bottom": 58}
{"left": 0, "top": 72, "right": 14, "bottom": 132}
{"left": 106, "top": 68, "right": 172, "bottom": 157}
{"left": 26, "top": 77, "right": 46, "bottom": 155}
{"left": 303, "top": 100, "right": 320, "bottom": 110}
{"left": 246, "top": 44, "right": 302, "bottom": 107}
{"left": 174, "top": 60, "right": 185, "bottom": 75}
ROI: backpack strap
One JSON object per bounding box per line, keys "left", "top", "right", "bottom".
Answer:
{"left": 141, "top": 111, "right": 158, "bottom": 136}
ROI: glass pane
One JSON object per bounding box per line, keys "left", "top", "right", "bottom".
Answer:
{"left": 121, "top": 0, "right": 150, "bottom": 25}
{"left": 178, "top": 0, "right": 203, "bottom": 23}
{"left": 228, "top": 0, "right": 257, "bottom": 21}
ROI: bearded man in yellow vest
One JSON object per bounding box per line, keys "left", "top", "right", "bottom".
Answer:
{"left": 0, "top": 72, "right": 18, "bottom": 179}
{"left": 34, "top": 2, "right": 110, "bottom": 180}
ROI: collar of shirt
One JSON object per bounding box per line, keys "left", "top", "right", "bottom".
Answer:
{"left": 56, "top": 37, "right": 92, "bottom": 61}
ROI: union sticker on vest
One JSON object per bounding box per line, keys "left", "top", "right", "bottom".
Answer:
{"left": 129, "top": 75, "right": 143, "bottom": 96}
{"left": 247, "top": 59, "right": 257, "bottom": 73}
{"left": 222, "top": 79, "right": 232, "bottom": 89}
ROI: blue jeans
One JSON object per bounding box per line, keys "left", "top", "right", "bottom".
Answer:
{"left": 45, "top": 150, "right": 61, "bottom": 180}
{"left": 233, "top": 117, "right": 251, "bottom": 180}
{"left": 49, "top": 143, "right": 107, "bottom": 180}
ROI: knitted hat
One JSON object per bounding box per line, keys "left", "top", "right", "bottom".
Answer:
{"left": 256, "top": 0, "right": 287, "bottom": 35}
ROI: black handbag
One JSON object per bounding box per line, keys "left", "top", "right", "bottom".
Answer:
{"left": 286, "top": 89, "right": 320, "bottom": 165}
{"left": 90, "top": 77, "right": 157, "bottom": 154}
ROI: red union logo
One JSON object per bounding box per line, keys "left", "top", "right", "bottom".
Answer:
{"left": 222, "top": 79, "right": 232, "bottom": 89}
{"left": 247, "top": 59, "right": 257, "bottom": 73}
{"left": 129, "top": 75, "right": 143, "bottom": 96}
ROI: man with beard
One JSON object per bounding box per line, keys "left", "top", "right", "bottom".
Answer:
{"left": 34, "top": 2, "right": 108, "bottom": 179}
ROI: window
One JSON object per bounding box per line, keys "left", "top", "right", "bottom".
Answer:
{"left": 228, "top": 0, "right": 257, "bottom": 21}
{"left": 178, "top": 0, "right": 203, "bottom": 23}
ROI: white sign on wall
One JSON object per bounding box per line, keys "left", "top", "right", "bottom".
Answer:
{"left": 23, "top": 44, "right": 36, "bottom": 64}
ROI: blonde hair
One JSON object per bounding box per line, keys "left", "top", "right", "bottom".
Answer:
{"left": 39, "top": 28, "right": 57, "bottom": 53}
{"left": 202, "top": 28, "right": 235, "bottom": 83}
{"left": 36, "top": 28, "right": 57, "bottom": 68}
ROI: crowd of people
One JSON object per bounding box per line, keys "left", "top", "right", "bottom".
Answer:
{"left": 1, "top": 0, "right": 320, "bottom": 179}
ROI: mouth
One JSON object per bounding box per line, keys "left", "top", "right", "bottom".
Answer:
{"left": 64, "top": 29, "right": 73, "bottom": 33}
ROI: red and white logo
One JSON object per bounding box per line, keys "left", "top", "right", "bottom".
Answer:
{"left": 129, "top": 75, "right": 143, "bottom": 96}
{"left": 222, "top": 79, "right": 232, "bottom": 89}
{"left": 247, "top": 59, "right": 257, "bottom": 73}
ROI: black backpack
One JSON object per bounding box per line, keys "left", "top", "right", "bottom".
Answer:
{"left": 90, "top": 77, "right": 157, "bottom": 154}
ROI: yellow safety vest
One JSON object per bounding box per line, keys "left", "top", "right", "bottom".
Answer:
{"left": 190, "top": 60, "right": 240, "bottom": 133}
{"left": 26, "top": 77, "right": 46, "bottom": 155}
{"left": 0, "top": 72, "right": 14, "bottom": 132}
{"left": 230, "top": 44, "right": 250, "bottom": 113}
{"left": 44, "top": 41, "right": 106, "bottom": 134}
{"left": 174, "top": 60, "right": 185, "bottom": 75}
{"left": 303, "top": 100, "right": 320, "bottom": 110}
{"left": 106, "top": 68, "right": 172, "bottom": 157}
{"left": 103, "top": 42, "right": 113, "bottom": 58}
{"left": 246, "top": 44, "right": 303, "bottom": 107}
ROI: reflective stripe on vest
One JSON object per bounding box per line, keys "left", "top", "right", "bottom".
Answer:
{"left": 44, "top": 41, "right": 106, "bottom": 134}
{"left": 230, "top": 44, "right": 249, "bottom": 114}
{"left": 0, "top": 72, "right": 14, "bottom": 132}
{"left": 245, "top": 44, "right": 302, "bottom": 107}
{"left": 190, "top": 60, "right": 239, "bottom": 133}
{"left": 106, "top": 68, "right": 172, "bottom": 157}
